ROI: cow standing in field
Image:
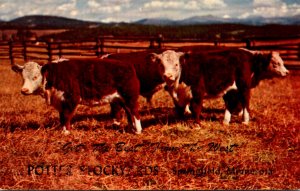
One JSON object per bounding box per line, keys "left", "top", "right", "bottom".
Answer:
{"left": 105, "top": 50, "right": 167, "bottom": 105}
{"left": 151, "top": 48, "right": 289, "bottom": 125}
{"left": 12, "top": 58, "right": 142, "bottom": 135}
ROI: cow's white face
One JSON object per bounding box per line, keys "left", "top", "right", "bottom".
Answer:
{"left": 152, "top": 50, "right": 184, "bottom": 88}
{"left": 12, "top": 61, "right": 43, "bottom": 95}
{"left": 268, "top": 52, "right": 289, "bottom": 76}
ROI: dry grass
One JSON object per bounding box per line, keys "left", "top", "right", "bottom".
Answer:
{"left": 0, "top": 60, "right": 299, "bottom": 190}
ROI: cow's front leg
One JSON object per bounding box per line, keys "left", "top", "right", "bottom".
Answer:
{"left": 190, "top": 86, "right": 204, "bottom": 123}
{"left": 59, "top": 111, "right": 73, "bottom": 135}
{"left": 223, "top": 109, "right": 232, "bottom": 125}
{"left": 123, "top": 97, "right": 142, "bottom": 134}
{"left": 110, "top": 99, "right": 123, "bottom": 127}
{"left": 59, "top": 102, "right": 78, "bottom": 135}
{"left": 242, "top": 108, "right": 250, "bottom": 125}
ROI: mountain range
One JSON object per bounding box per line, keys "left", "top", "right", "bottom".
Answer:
{"left": 0, "top": 14, "right": 299, "bottom": 29}
{"left": 135, "top": 15, "right": 300, "bottom": 25}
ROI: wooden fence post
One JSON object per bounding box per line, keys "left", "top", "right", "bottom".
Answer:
{"left": 22, "top": 40, "right": 27, "bottom": 61}
{"left": 149, "top": 38, "right": 155, "bottom": 49}
{"left": 95, "top": 37, "right": 100, "bottom": 57}
{"left": 47, "top": 38, "right": 53, "bottom": 61}
{"left": 157, "top": 34, "right": 163, "bottom": 49}
{"left": 95, "top": 37, "right": 104, "bottom": 57}
{"left": 245, "top": 38, "right": 252, "bottom": 49}
{"left": 58, "top": 42, "right": 62, "bottom": 58}
{"left": 214, "top": 40, "right": 219, "bottom": 46}
{"left": 298, "top": 43, "right": 300, "bottom": 60}
{"left": 100, "top": 37, "right": 104, "bottom": 55}
{"left": 8, "top": 39, "right": 14, "bottom": 65}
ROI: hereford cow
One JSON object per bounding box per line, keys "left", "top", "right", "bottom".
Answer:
{"left": 152, "top": 48, "right": 289, "bottom": 124}
{"left": 105, "top": 50, "right": 167, "bottom": 105}
{"left": 13, "top": 58, "right": 142, "bottom": 135}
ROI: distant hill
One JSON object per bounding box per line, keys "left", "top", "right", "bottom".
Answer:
{"left": 135, "top": 14, "right": 300, "bottom": 26}
{"left": 135, "top": 18, "right": 177, "bottom": 26}
{"left": 1, "top": 15, "right": 101, "bottom": 29}
{"left": 0, "top": 14, "right": 299, "bottom": 30}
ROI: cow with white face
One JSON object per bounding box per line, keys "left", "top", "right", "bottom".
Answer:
{"left": 150, "top": 50, "right": 184, "bottom": 88}
{"left": 12, "top": 61, "right": 43, "bottom": 95}
{"left": 239, "top": 48, "right": 289, "bottom": 78}
{"left": 149, "top": 50, "right": 184, "bottom": 107}
{"left": 155, "top": 48, "right": 289, "bottom": 125}
{"left": 12, "top": 58, "right": 142, "bottom": 135}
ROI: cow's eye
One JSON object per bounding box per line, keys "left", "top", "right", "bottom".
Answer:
{"left": 159, "top": 63, "right": 164, "bottom": 69}
{"left": 32, "top": 76, "right": 38, "bottom": 81}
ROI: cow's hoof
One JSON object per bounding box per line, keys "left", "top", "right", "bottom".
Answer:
{"left": 194, "top": 123, "right": 201, "bottom": 129}
{"left": 62, "top": 130, "right": 71, "bottom": 135}
{"left": 222, "top": 121, "right": 230, "bottom": 126}
{"left": 238, "top": 110, "right": 243, "bottom": 117}
{"left": 135, "top": 130, "right": 142, "bottom": 135}
{"left": 112, "top": 120, "right": 121, "bottom": 126}
{"left": 242, "top": 121, "right": 249, "bottom": 125}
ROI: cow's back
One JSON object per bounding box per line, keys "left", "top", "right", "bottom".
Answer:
{"left": 44, "top": 58, "right": 139, "bottom": 101}
{"left": 107, "top": 51, "right": 165, "bottom": 95}
{"left": 181, "top": 49, "right": 252, "bottom": 96}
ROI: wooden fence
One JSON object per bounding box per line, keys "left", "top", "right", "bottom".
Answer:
{"left": 0, "top": 35, "right": 300, "bottom": 69}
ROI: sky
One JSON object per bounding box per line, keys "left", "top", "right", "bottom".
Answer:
{"left": 0, "top": 0, "right": 300, "bottom": 23}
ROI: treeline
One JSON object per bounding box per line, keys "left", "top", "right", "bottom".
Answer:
{"left": 40, "top": 23, "right": 300, "bottom": 41}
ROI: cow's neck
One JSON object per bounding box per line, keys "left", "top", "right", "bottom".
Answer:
{"left": 251, "top": 53, "right": 271, "bottom": 87}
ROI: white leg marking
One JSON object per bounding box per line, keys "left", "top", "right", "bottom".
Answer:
{"left": 223, "top": 109, "right": 231, "bottom": 125}
{"left": 238, "top": 110, "right": 243, "bottom": 117}
{"left": 172, "top": 91, "right": 178, "bottom": 101}
{"left": 184, "top": 104, "right": 191, "bottom": 115}
{"left": 223, "top": 81, "right": 237, "bottom": 95}
{"left": 62, "top": 126, "right": 70, "bottom": 135}
{"left": 133, "top": 116, "right": 142, "bottom": 134}
{"left": 113, "top": 119, "right": 121, "bottom": 126}
{"left": 242, "top": 108, "right": 250, "bottom": 125}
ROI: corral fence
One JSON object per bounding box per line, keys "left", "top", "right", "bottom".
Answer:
{"left": 0, "top": 35, "right": 300, "bottom": 69}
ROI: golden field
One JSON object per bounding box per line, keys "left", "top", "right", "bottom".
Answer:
{"left": 0, "top": 59, "right": 299, "bottom": 190}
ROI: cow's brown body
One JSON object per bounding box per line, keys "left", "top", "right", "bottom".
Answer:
{"left": 106, "top": 50, "right": 166, "bottom": 103}
{"left": 41, "top": 58, "right": 142, "bottom": 134}
{"left": 178, "top": 48, "right": 287, "bottom": 124}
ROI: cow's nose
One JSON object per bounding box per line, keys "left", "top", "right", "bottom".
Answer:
{"left": 163, "top": 73, "right": 173, "bottom": 80}
{"left": 21, "top": 88, "right": 29, "bottom": 94}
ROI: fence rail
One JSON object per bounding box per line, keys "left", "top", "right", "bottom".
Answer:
{"left": 0, "top": 35, "right": 299, "bottom": 69}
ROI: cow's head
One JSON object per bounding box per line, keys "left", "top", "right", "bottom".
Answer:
{"left": 268, "top": 51, "right": 289, "bottom": 77}
{"left": 240, "top": 48, "right": 289, "bottom": 77}
{"left": 149, "top": 50, "right": 184, "bottom": 88}
{"left": 12, "top": 61, "right": 43, "bottom": 95}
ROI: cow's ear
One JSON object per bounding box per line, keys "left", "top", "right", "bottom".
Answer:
{"left": 11, "top": 63, "right": 24, "bottom": 73}
{"left": 179, "top": 52, "right": 190, "bottom": 65}
{"left": 176, "top": 51, "right": 184, "bottom": 57}
{"left": 147, "top": 53, "right": 160, "bottom": 64}
{"left": 41, "top": 64, "right": 50, "bottom": 77}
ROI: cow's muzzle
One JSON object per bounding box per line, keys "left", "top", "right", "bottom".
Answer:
{"left": 21, "top": 88, "right": 31, "bottom": 95}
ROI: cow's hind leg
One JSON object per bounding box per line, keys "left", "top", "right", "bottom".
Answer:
{"left": 110, "top": 100, "right": 124, "bottom": 127}
{"left": 239, "top": 90, "right": 251, "bottom": 125}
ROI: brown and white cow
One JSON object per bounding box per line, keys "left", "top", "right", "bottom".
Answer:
{"left": 12, "top": 61, "right": 44, "bottom": 95}
{"left": 153, "top": 48, "right": 289, "bottom": 124}
{"left": 13, "top": 58, "right": 142, "bottom": 135}
{"left": 105, "top": 50, "right": 167, "bottom": 105}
